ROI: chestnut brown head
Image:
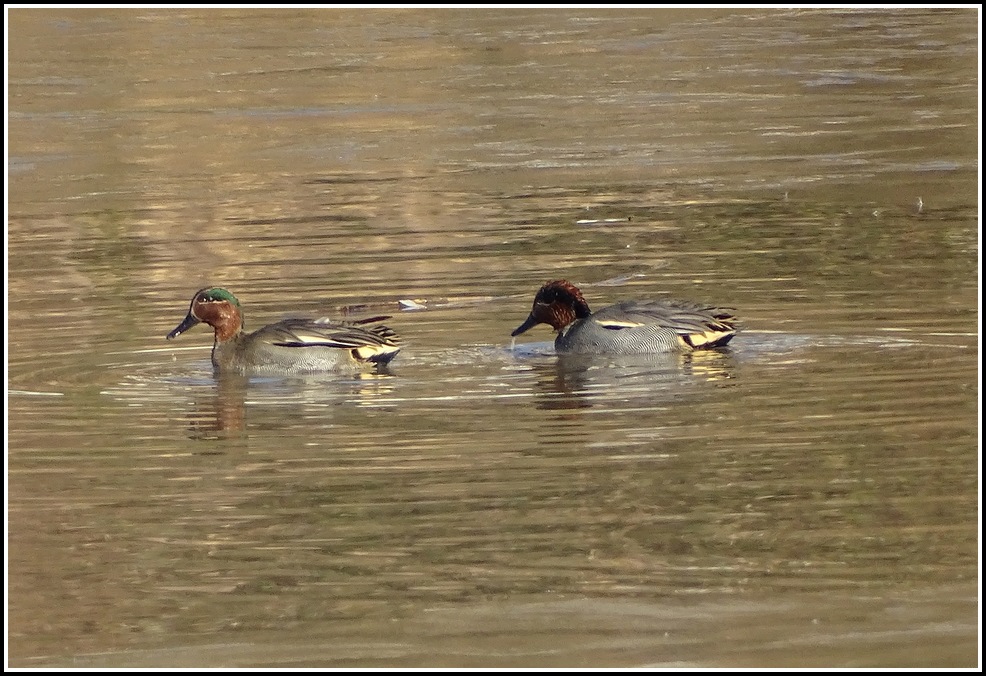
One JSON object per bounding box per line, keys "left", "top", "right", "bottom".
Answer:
{"left": 511, "top": 280, "right": 592, "bottom": 336}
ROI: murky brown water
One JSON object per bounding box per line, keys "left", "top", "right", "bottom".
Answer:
{"left": 7, "top": 7, "right": 979, "bottom": 668}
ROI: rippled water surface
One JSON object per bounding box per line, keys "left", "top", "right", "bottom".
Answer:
{"left": 7, "top": 7, "right": 979, "bottom": 668}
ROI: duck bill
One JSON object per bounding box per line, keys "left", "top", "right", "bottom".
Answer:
{"left": 511, "top": 313, "right": 541, "bottom": 337}
{"left": 167, "top": 312, "right": 200, "bottom": 340}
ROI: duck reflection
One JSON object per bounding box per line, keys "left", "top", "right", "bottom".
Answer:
{"left": 527, "top": 348, "right": 737, "bottom": 412}
{"left": 183, "top": 369, "right": 398, "bottom": 441}
{"left": 184, "top": 371, "right": 249, "bottom": 441}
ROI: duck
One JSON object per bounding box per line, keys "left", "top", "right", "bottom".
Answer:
{"left": 511, "top": 280, "right": 737, "bottom": 354}
{"left": 166, "top": 287, "right": 401, "bottom": 374}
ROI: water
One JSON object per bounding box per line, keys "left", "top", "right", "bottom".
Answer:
{"left": 6, "top": 7, "right": 979, "bottom": 668}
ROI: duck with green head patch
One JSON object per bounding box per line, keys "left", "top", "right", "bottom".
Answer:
{"left": 167, "top": 287, "right": 401, "bottom": 374}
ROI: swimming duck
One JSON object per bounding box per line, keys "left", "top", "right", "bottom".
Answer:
{"left": 166, "top": 287, "right": 401, "bottom": 373}
{"left": 511, "top": 280, "right": 737, "bottom": 354}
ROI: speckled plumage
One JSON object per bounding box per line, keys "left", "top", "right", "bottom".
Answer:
{"left": 167, "top": 287, "right": 401, "bottom": 374}
{"left": 512, "top": 280, "right": 737, "bottom": 355}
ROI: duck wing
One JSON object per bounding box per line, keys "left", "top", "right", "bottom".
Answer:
{"left": 256, "top": 317, "right": 399, "bottom": 349}
{"left": 592, "top": 300, "right": 737, "bottom": 348}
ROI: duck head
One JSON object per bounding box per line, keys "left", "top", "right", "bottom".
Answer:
{"left": 511, "top": 280, "right": 592, "bottom": 336}
{"left": 167, "top": 287, "right": 243, "bottom": 343}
